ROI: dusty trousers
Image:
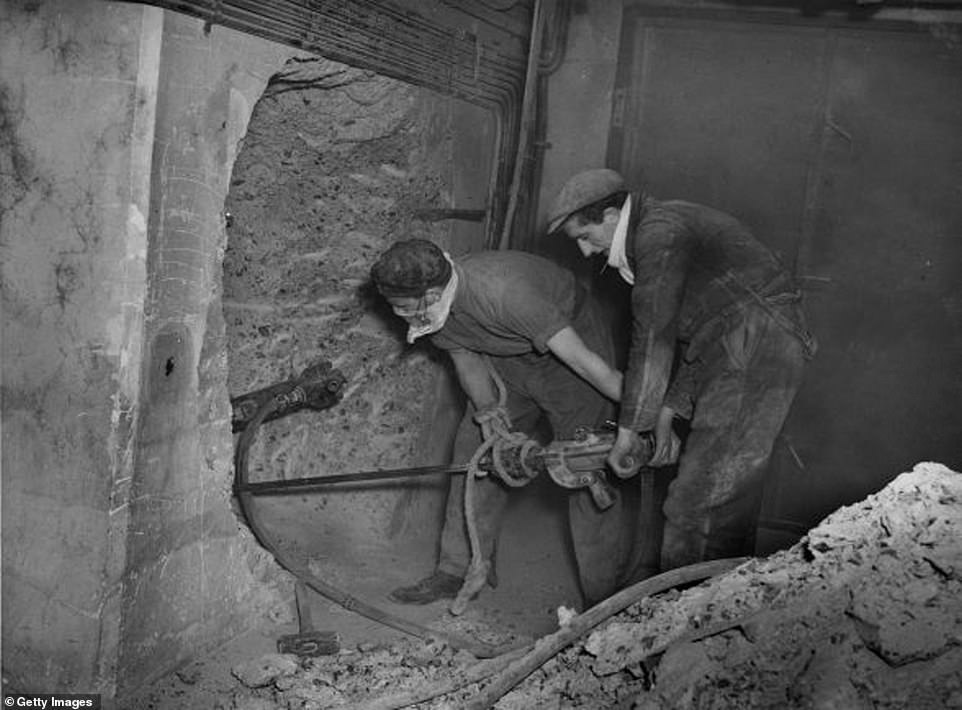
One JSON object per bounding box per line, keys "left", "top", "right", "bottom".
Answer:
{"left": 660, "top": 301, "right": 806, "bottom": 570}
{"left": 434, "top": 322, "right": 639, "bottom": 604}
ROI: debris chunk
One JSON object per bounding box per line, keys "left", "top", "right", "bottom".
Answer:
{"left": 231, "top": 653, "right": 299, "bottom": 688}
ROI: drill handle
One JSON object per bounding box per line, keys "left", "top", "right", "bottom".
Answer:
{"left": 587, "top": 475, "right": 616, "bottom": 510}
{"left": 613, "top": 431, "right": 656, "bottom": 479}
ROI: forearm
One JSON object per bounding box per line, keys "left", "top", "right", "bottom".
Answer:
{"left": 620, "top": 337, "right": 674, "bottom": 431}
{"left": 546, "top": 326, "right": 622, "bottom": 402}
{"left": 449, "top": 349, "right": 500, "bottom": 409}
{"left": 570, "top": 349, "right": 623, "bottom": 401}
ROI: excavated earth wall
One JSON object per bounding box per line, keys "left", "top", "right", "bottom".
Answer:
{"left": 209, "top": 461, "right": 960, "bottom": 709}
{"left": 223, "top": 57, "right": 455, "bottom": 550}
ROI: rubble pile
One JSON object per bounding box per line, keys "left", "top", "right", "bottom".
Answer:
{"left": 582, "top": 461, "right": 962, "bottom": 709}
{"left": 215, "top": 612, "right": 531, "bottom": 710}
{"left": 217, "top": 462, "right": 961, "bottom": 709}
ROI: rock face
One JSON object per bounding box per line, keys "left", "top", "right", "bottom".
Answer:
{"left": 223, "top": 56, "right": 456, "bottom": 549}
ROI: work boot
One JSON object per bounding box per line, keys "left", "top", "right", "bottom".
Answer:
{"left": 388, "top": 571, "right": 464, "bottom": 605}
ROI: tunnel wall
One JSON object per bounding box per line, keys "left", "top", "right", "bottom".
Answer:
{"left": 0, "top": 0, "right": 311, "bottom": 699}
{"left": 221, "top": 59, "right": 494, "bottom": 575}
{"left": 116, "top": 7, "right": 311, "bottom": 697}
{"left": 1, "top": 1, "right": 157, "bottom": 694}
{"left": 6, "top": 0, "right": 958, "bottom": 700}
{"left": 1, "top": 0, "right": 496, "bottom": 699}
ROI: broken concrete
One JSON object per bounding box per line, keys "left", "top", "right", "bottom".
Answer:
{"left": 583, "top": 461, "right": 962, "bottom": 710}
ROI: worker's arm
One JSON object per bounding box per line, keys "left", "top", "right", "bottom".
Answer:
{"left": 448, "top": 348, "right": 501, "bottom": 411}
{"left": 546, "top": 326, "right": 623, "bottom": 402}
{"left": 662, "top": 359, "right": 697, "bottom": 420}
{"left": 621, "top": 226, "right": 692, "bottom": 432}
{"left": 649, "top": 404, "right": 681, "bottom": 466}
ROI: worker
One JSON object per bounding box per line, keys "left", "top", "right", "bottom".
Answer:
{"left": 370, "top": 238, "right": 633, "bottom": 606}
{"left": 547, "top": 169, "right": 817, "bottom": 570}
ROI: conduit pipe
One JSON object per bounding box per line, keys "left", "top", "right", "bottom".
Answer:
{"left": 120, "top": 0, "right": 534, "bottom": 246}
{"left": 498, "top": 0, "right": 547, "bottom": 249}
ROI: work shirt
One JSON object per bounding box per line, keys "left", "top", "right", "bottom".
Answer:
{"left": 430, "top": 250, "right": 583, "bottom": 356}
{"left": 621, "top": 195, "right": 809, "bottom": 432}
{"left": 431, "top": 253, "right": 622, "bottom": 601}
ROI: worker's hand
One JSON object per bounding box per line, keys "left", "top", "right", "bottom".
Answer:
{"left": 473, "top": 404, "right": 512, "bottom": 440}
{"left": 607, "top": 426, "right": 643, "bottom": 479}
{"left": 649, "top": 406, "right": 681, "bottom": 467}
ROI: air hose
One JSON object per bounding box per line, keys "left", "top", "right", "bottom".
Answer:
{"left": 233, "top": 386, "right": 516, "bottom": 658}
{"left": 450, "top": 357, "right": 531, "bottom": 615}
{"left": 353, "top": 557, "right": 749, "bottom": 710}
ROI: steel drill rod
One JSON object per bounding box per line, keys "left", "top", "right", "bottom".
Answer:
{"left": 235, "top": 464, "right": 470, "bottom": 495}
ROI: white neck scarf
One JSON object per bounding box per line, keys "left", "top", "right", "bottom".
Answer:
{"left": 606, "top": 194, "right": 634, "bottom": 285}
{"left": 407, "top": 253, "right": 459, "bottom": 344}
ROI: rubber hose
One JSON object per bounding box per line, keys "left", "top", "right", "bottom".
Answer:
{"left": 234, "top": 387, "right": 515, "bottom": 658}
{"left": 351, "top": 556, "right": 749, "bottom": 710}
{"left": 465, "top": 556, "right": 750, "bottom": 709}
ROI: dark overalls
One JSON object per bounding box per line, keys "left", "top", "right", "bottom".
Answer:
{"left": 429, "top": 251, "right": 631, "bottom": 603}
{"left": 621, "top": 197, "right": 816, "bottom": 570}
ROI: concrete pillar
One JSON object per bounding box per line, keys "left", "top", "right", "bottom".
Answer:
{"left": 537, "top": 1, "right": 623, "bottom": 230}
{"left": 0, "top": 1, "right": 302, "bottom": 699}
{"left": 117, "top": 8, "right": 309, "bottom": 699}
{"left": 1, "top": 1, "right": 157, "bottom": 695}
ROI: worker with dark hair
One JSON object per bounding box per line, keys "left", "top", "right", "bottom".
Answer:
{"left": 371, "top": 239, "right": 633, "bottom": 606}
{"left": 548, "top": 169, "right": 817, "bottom": 570}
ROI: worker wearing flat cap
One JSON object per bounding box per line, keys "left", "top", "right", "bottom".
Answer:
{"left": 372, "top": 239, "right": 638, "bottom": 606}
{"left": 548, "top": 169, "right": 817, "bottom": 570}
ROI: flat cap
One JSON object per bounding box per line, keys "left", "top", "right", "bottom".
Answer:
{"left": 371, "top": 239, "right": 452, "bottom": 298}
{"left": 546, "top": 168, "right": 626, "bottom": 234}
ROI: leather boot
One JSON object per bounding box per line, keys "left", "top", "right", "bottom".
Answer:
{"left": 388, "top": 571, "right": 464, "bottom": 605}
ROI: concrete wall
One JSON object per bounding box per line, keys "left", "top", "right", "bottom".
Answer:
{"left": 532, "top": 1, "right": 628, "bottom": 319}
{"left": 117, "top": 9, "right": 307, "bottom": 696}
{"left": 1, "top": 1, "right": 156, "bottom": 694}
{"left": 537, "top": 1, "right": 624, "bottom": 232}
{"left": 1, "top": 0, "right": 307, "bottom": 698}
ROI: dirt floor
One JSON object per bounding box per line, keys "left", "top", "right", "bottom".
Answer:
{"left": 128, "top": 473, "right": 585, "bottom": 709}
{"left": 128, "top": 460, "right": 961, "bottom": 709}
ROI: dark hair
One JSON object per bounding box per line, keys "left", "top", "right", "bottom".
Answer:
{"left": 371, "top": 239, "right": 452, "bottom": 298}
{"left": 571, "top": 191, "right": 629, "bottom": 226}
